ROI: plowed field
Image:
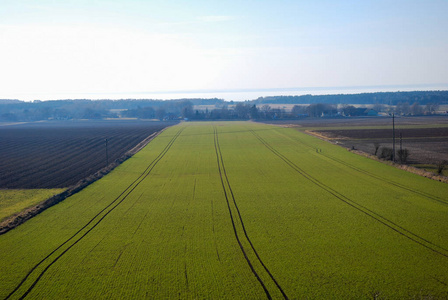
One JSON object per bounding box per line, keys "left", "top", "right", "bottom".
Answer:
{"left": 0, "top": 120, "right": 175, "bottom": 188}
{"left": 264, "top": 116, "right": 448, "bottom": 165}
{"left": 316, "top": 127, "right": 448, "bottom": 165}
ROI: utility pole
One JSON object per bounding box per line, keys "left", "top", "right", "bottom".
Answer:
{"left": 392, "top": 113, "right": 396, "bottom": 162}
{"left": 399, "top": 132, "right": 403, "bottom": 164}
{"left": 105, "top": 138, "right": 109, "bottom": 166}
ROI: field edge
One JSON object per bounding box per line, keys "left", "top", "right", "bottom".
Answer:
{"left": 304, "top": 129, "right": 448, "bottom": 184}
{"left": 0, "top": 127, "right": 168, "bottom": 235}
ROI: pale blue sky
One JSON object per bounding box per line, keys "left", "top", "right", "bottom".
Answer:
{"left": 1, "top": 0, "right": 447, "bottom": 100}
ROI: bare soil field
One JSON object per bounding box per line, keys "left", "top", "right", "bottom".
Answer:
{"left": 0, "top": 120, "right": 176, "bottom": 189}
{"left": 262, "top": 116, "right": 448, "bottom": 168}
{"left": 317, "top": 127, "right": 448, "bottom": 165}
{"left": 263, "top": 115, "right": 448, "bottom": 128}
{"left": 319, "top": 127, "right": 448, "bottom": 139}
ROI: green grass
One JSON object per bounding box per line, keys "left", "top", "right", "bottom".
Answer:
{"left": 0, "top": 189, "right": 65, "bottom": 222}
{"left": 412, "top": 164, "right": 448, "bottom": 177}
{"left": 0, "top": 122, "right": 447, "bottom": 299}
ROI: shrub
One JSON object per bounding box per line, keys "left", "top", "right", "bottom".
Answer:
{"left": 378, "top": 147, "right": 394, "bottom": 161}
{"left": 397, "top": 149, "right": 409, "bottom": 164}
{"left": 437, "top": 160, "right": 447, "bottom": 175}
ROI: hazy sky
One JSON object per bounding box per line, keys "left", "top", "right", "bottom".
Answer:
{"left": 1, "top": 0, "right": 447, "bottom": 100}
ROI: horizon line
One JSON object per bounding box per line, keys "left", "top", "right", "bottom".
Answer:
{"left": 2, "top": 83, "right": 448, "bottom": 102}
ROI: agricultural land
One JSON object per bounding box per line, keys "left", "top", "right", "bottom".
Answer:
{"left": 0, "top": 189, "right": 64, "bottom": 222}
{"left": 0, "top": 120, "right": 176, "bottom": 189}
{"left": 265, "top": 116, "right": 448, "bottom": 175}
{"left": 0, "top": 121, "right": 447, "bottom": 299}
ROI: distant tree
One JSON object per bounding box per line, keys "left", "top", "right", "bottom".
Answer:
{"left": 270, "top": 108, "right": 283, "bottom": 119}
{"left": 395, "top": 102, "right": 404, "bottom": 115}
{"left": 156, "top": 107, "right": 166, "bottom": 120}
{"left": 235, "top": 103, "right": 249, "bottom": 119}
{"left": 260, "top": 104, "right": 272, "bottom": 119}
{"left": 181, "top": 106, "right": 193, "bottom": 119}
{"left": 307, "top": 103, "right": 325, "bottom": 117}
{"left": 396, "top": 102, "right": 411, "bottom": 115}
{"left": 424, "top": 103, "right": 439, "bottom": 114}
{"left": 373, "top": 142, "right": 381, "bottom": 156}
{"left": 291, "top": 105, "right": 307, "bottom": 116}
{"left": 53, "top": 108, "right": 71, "bottom": 120}
{"left": 83, "top": 108, "right": 102, "bottom": 119}
{"left": 193, "top": 110, "right": 204, "bottom": 120}
{"left": 307, "top": 103, "right": 337, "bottom": 117}
{"left": 437, "top": 160, "right": 447, "bottom": 175}
{"left": 0, "top": 112, "right": 17, "bottom": 122}
{"left": 140, "top": 107, "right": 155, "bottom": 119}
{"left": 402, "top": 102, "right": 411, "bottom": 115}
{"left": 249, "top": 105, "right": 258, "bottom": 119}
{"left": 378, "top": 147, "right": 394, "bottom": 161}
{"left": 340, "top": 105, "right": 358, "bottom": 116}
{"left": 410, "top": 102, "right": 423, "bottom": 115}
{"left": 397, "top": 148, "right": 409, "bottom": 164}
{"left": 220, "top": 105, "right": 230, "bottom": 119}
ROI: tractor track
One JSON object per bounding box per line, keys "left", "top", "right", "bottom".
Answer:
{"left": 213, "top": 127, "right": 289, "bottom": 300}
{"left": 281, "top": 129, "right": 448, "bottom": 205}
{"left": 4, "top": 126, "right": 185, "bottom": 300}
{"left": 318, "top": 151, "right": 448, "bottom": 205}
{"left": 250, "top": 129, "right": 448, "bottom": 259}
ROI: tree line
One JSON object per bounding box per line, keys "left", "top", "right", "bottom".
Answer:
{"left": 0, "top": 90, "right": 446, "bottom": 122}
{"left": 0, "top": 99, "right": 207, "bottom": 122}
{"left": 251, "top": 90, "right": 448, "bottom": 105}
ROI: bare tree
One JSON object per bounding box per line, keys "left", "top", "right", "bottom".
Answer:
{"left": 397, "top": 148, "right": 409, "bottom": 164}
{"left": 291, "top": 105, "right": 306, "bottom": 116}
{"left": 424, "top": 103, "right": 439, "bottom": 114}
{"left": 410, "top": 102, "right": 423, "bottom": 115}
{"left": 378, "top": 147, "right": 394, "bottom": 160}
{"left": 235, "top": 103, "right": 250, "bottom": 119}
{"left": 437, "top": 160, "right": 447, "bottom": 175}
{"left": 373, "top": 142, "right": 381, "bottom": 156}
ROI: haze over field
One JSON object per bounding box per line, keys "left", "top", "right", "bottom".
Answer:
{"left": 1, "top": 0, "right": 447, "bottom": 101}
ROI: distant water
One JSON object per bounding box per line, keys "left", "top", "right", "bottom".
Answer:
{"left": 5, "top": 84, "right": 448, "bottom": 102}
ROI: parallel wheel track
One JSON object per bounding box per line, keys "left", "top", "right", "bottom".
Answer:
{"left": 213, "top": 127, "right": 289, "bottom": 300}
{"left": 4, "top": 127, "right": 185, "bottom": 300}
{"left": 282, "top": 129, "right": 448, "bottom": 205}
{"left": 319, "top": 151, "right": 448, "bottom": 205}
{"left": 250, "top": 129, "right": 448, "bottom": 259}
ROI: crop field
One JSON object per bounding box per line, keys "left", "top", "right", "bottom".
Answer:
{"left": 0, "top": 120, "right": 176, "bottom": 189}
{"left": 0, "top": 121, "right": 447, "bottom": 299}
{"left": 265, "top": 116, "right": 448, "bottom": 170}
{"left": 0, "top": 189, "right": 64, "bottom": 222}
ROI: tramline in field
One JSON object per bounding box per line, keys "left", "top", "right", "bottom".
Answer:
{"left": 1, "top": 121, "right": 447, "bottom": 299}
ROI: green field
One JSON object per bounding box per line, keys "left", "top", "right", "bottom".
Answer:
{"left": 0, "top": 189, "right": 65, "bottom": 222}
{"left": 1, "top": 122, "right": 447, "bottom": 299}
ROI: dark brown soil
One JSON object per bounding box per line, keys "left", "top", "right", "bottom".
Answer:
{"left": 0, "top": 120, "right": 176, "bottom": 188}
{"left": 263, "top": 116, "right": 448, "bottom": 165}
{"left": 318, "top": 127, "right": 448, "bottom": 139}
{"left": 263, "top": 115, "right": 448, "bottom": 127}
{"left": 314, "top": 127, "right": 448, "bottom": 165}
